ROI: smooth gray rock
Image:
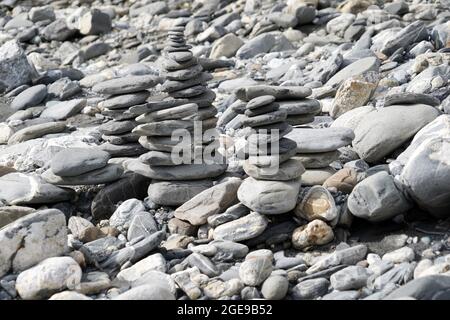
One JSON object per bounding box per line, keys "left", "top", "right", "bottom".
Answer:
{"left": 42, "top": 164, "right": 123, "bottom": 185}
{"left": 286, "top": 127, "right": 354, "bottom": 153}
{"left": 8, "top": 121, "right": 66, "bottom": 145}
{"left": 40, "top": 99, "right": 87, "bottom": 120}
{"left": 100, "top": 92, "right": 150, "bottom": 110}
{"left": 236, "top": 85, "right": 312, "bottom": 101}
{"left": 352, "top": 104, "right": 440, "bottom": 163}
{"left": 0, "top": 173, "right": 72, "bottom": 206}
{"left": 210, "top": 33, "right": 244, "bottom": 59}
{"left": 16, "top": 257, "right": 81, "bottom": 300}
{"left": 326, "top": 57, "right": 379, "bottom": 88}
{"left": 98, "top": 120, "right": 135, "bottom": 135}
{"left": 148, "top": 180, "right": 212, "bottom": 206}
{"left": 400, "top": 130, "right": 450, "bottom": 217}
{"left": 124, "top": 159, "right": 226, "bottom": 181}
{"left": 0, "top": 209, "right": 68, "bottom": 277}
{"left": 50, "top": 148, "right": 110, "bottom": 177}
{"left": 261, "top": 276, "right": 289, "bottom": 300}
{"left": 11, "top": 85, "right": 47, "bottom": 110}
{"left": 348, "top": 171, "right": 412, "bottom": 222}
{"left": 238, "top": 177, "right": 301, "bottom": 214}
{"left": 384, "top": 93, "right": 440, "bottom": 107}
{"left": 92, "top": 75, "right": 161, "bottom": 95}
{"left": 187, "top": 253, "right": 219, "bottom": 277}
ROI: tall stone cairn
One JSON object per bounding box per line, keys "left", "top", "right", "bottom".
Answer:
{"left": 235, "top": 86, "right": 313, "bottom": 215}
{"left": 125, "top": 25, "right": 226, "bottom": 206}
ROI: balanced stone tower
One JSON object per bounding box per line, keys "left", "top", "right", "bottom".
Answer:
{"left": 125, "top": 25, "right": 226, "bottom": 206}
{"left": 92, "top": 74, "right": 161, "bottom": 158}
{"left": 234, "top": 86, "right": 311, "bottom": 215}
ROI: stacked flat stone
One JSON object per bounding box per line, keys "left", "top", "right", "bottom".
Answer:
{"left": 234, "top": 86, "right": 311, "bottom": 215}
{"left": 41, "top": 148, "right": 123, "bottom": 186}
{"left": 124, "top": 26, "right": 226, "bottom": 206}
{"left": 93, "top": 74, "right": 161, "bottom": 158}
{"left": 285, "top": 126, "right": 355, "bottom": 186}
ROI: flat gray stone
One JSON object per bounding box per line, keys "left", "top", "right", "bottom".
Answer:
{"left": 124, "top": 159, "right": 226, "bottom": 180}
{"left": 100, "top": 92, "right": 150, "bottom": 110}
{"left": 286, "top": 127, "right": 355, "bottom": 153}
{"left": 50, "top": 148, "right": 111, "bottom": 177}
{"left": 7, "top": 121, "right": 66, "bottom": 145}
{"left": 11, "top": 85, "right": 47, "bottom": 111}
{"left": 352, "top": 104, "right": 440, "bottom": 163}
{"left": 92, "top": 75, "right": 162, "bottom": 95}
{"left": 148, "top": 180, "right": 213, "bottom": 206}
{"left": 326, "top": 57, "right": 379, "bottom": 88}
{"left": 42, "top": 164, "right": 123, "bottom": 185}
{"left": 236, "top": 85, "right": 312, "bottom": 101}
{"left": 40, "top": 99, "right": 87, "bottom": 120}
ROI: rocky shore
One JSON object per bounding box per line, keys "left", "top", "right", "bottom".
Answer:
{"left": 0, "top": 0, "right": 449, "bottom": 300}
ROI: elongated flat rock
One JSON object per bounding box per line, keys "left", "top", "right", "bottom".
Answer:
{"left": 278, "top": 99, "right": 321, "bottom": 115}
{"left": 40, "top": 99, "right": 87, "bottom": 120}
{"left": 148, "top": 180, "right": 213, "bottom": 206}
{"left": 133, "top": 120, "right": 195, "bottom": 136}
{"left": 124, "top": 159, "right": 226, "bottom": 181}
{"left": 286, "top": 127, "right": 355, "bottom": 153}
{"left": 50, "top": 148, "right": 111, "bottom": 177}
{"left": 236, "top": 86, "right": 312, "bottom": 101}
{"left": 8, "top": 121, "right": 66, "bottom": 145}
{"left": 42, "top": 164, "right": 123, "bottom": 185}
{"left": 136, "top": 103, "right": 198, "bottom": 122}
{"left": 92, "top": 75, "right": 162, "bottom": 95}
{"left": 99, "top": 92, "right": 150, "bottom": 110}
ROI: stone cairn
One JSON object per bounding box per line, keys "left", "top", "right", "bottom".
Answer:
{"left": 125, "top": 25, "right": 226, "bottom": 206}
{"left": 92, "top": 73, "right": 162, "bottom": 158}
{"left": 232, "top": 86, "right": 313, "bottom": 216}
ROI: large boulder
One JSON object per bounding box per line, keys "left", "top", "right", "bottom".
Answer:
{"left": 352, "top": 104, "right": 440, "bottom": 163}
{"left": 0, "top": 209, "right": 68, "bottom": 277}
{"left": 0, "top": 40, "right": 34, "bottom": 91}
